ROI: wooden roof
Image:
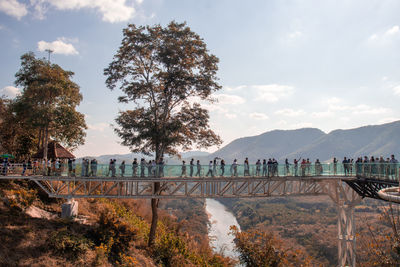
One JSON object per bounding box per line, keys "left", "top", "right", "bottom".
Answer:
{"left": 33, "top": 141, "right": 75, "bottom": 159}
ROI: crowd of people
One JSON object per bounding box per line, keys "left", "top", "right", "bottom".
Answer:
{"left": 1, "top": 155, "right": 399, "bottom": 179}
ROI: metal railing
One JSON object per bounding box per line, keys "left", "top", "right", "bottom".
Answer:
{"left": 1, "top": 162, "right": 399, "bottom": 181}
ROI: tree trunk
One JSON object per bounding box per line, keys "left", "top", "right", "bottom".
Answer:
{"left": 148, "top": 196, "right": 159, "bottom": 247}
{"left": 43, "top": 125, "right": 49, "bottom": 163}
{"left": 148, "top": 146, "right": 162, "bottom": 247}
{"left": 37, "top": 128, "right": 42, "bottom": 150}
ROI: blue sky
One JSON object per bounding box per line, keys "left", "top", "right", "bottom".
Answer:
{"left": 1, "top": 0, "right": 400, "bottom": 157}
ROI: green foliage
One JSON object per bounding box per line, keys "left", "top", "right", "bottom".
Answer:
{"left": 7, "top": 188, "right": 36, "bottom": 211}
{"left": 105, "top": 20, "right": 223, "bottom": 248}
{"left": 49, "top": 228, "right": 92, "bottom": 260}
{"left": 362, "top": 204, "right": 400, "bottom": 266}
{"left": 230, "top": 226, "right": 308, "bottom": 267}
{"left": 90, "top": 207, "right": 138, "bottom": 262}
{"left": 8, "top": 52, "right": 87, "bottom": 156}
{"left": 104, "top": 20, "right": 222, "bottom": 158}
{"left": 153, "top": 232, "right": 189, "bottom": 266}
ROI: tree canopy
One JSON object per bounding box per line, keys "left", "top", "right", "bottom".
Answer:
{"left": 104, "top": 21, "right": 223, "bottom": 247}
{"left": 104, "top": 21, "right": 222, "bottom": 159}
{"left": 0, "top": 52, "right": 87, "bottom": 159}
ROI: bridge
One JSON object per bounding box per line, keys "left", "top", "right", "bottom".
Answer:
{"left": 1, "top": 162, "right": 399, "bottom": 267}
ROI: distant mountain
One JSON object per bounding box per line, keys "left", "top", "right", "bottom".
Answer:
{"left": 82, "top": 121, "right": 400, "bottom": 164}
{"left": 212, "top": 120, "right": 400, "bottom": 163}
{"left": 286, "top": 121, "right": 400, "bottom": 162}
{"left": 80, "top": 151, "right": 210, "bottom": 164}
{"left": 209, "top": 128, "right": 326, "bottom": 163}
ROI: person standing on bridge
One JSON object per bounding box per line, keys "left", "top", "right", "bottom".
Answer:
{"left": 120, "top": 160, "right": 126, "bottom": 177}
{"left": 390, "top": 154, "right": 398, "bottom": 179}
{"left": 196, "top": 160, "right": 201, "bottom": 177}
{"left": 315, "top": 159, "right": 322, "bottom": 175}
{"left": 92, "top": 159, "right": 98, "bottom": 177}
{"left": 107, "top": 159, "right": 112, "bottom": 176}
{"left": 301, "top": 159, "right": 306, "bottom": 177}
{"left": 206, "top": 160, "right": 213, "bottom": 177}
{"left": 231, "top": 159, "right": 238, "bottom": 177}
{"left": 285, "top": 158, "right": 290, "bottom": 176}
{"left": 190, "top": 159, "right": 195, "bottom": 177}
{"left": 333, "top": 157, "right": 338, "bottom": 175}
{"left": 342, "top": 157, "right": 348, "bottom": 176}
{"left": 181, "top": 161, "right": 187, "bottom": 177}
{"left": 132, "top": 158, "right": 138, "bottom": 177}
{"left": 220, "top": 159, "right": 225, "bottom": 176}
{"left": 256, "top": 159, "right": 261, "bottom": 176}
{"left": 244, "top": 158, "right": 250, "bottom": 176}
{"left": 213, "top": 159, "right": 218, "bottom": 177}
{"left": 68, "top": 159, "right": 73, "bottom": 176}
{"left": 147, "top": 160, "right": 153, "bottom": 177}
{"left": 111, "top": 159, "right": 117, "bottom": 177}
{"left": 140, "top": 158, "right": 145, "bottom": 177}
{"left": 71, "top": 159, "right": 76, "bottom": 176}
{"left": 294, "top": 157, "right": 301, "bottom": 176}
{"left": 262, "top": 159, "right": 267, "bottom": 177}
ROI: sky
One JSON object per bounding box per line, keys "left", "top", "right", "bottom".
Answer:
{"left": 1, "top": 0, "right": 400, "bottom": 157}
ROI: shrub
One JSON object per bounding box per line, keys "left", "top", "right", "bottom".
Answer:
{"left": 7, "top": 188, "right": 36, "bottom": 211}
{"left": 90, "top": 207, "right": 138, "bottom": 263}
{"left": 49, "top": 228, "right": 92, "bottom": 260}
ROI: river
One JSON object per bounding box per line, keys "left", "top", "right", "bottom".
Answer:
{"left": 205, "top": 198, "right": 241, "bottom": 259}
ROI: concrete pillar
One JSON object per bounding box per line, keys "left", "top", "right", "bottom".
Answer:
{"left": 61, "top": 199, "right": 78, "bottom": 218}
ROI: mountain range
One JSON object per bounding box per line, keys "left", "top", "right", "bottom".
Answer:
{"left": 83, "top": 120, "right": 400, "bottom": 164}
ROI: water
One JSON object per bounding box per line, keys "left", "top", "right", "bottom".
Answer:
{"left": 205, "top": 198, "right": 241, "bottom": 259}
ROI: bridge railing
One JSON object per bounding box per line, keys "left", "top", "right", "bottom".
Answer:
{"left": 1, "top": 162, "right": 399, "bottom": 181}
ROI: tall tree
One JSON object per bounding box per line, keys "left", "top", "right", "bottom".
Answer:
{"left": 104, "top": 21, "right": 222, "bottom": 247}
{"left": 14, "top": 52, "right": 87, "bottom": 159}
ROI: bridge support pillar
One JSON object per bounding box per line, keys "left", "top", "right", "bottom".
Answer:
{"left": 324, "top": 181, "right": 362, "bottom": 267}
{"left": 61, "top": 198, "right": 78, "bottom": 218}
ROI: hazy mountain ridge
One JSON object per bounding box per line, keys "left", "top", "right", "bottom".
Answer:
{"left": 86, "top": 120, "right": 400, "bottom": 164}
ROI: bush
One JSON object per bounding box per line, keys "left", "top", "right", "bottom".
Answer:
{"left": 49, "top": 228, "right": 92, "bottom": 260}
{"left": 90, "top": 207, "right": 138, "bottom": 263}
{"left": 7, "top": 188, "right": 36, "bottom": 211}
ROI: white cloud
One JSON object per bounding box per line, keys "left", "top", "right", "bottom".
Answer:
{"left": 0, "top": 0, "right": 27, "bottom": 19}
{"left": 393, "top": 85, "right": 400, "bottom": 96}
{"left": 291, "top": 122, "right": 313, "bottom": 128}
{"left": 288, "top": 31, "right": 302, "bottom": 39}
{"left": 254, "top": 84, "right": 294, "bottom": 102}
{"left": 275, "top": 108, "right": 305, "bottom": 117}
{"left": 88, "top": 123, "right": 110, "bottom": 132}
{"left": 379, "top": 117, "right": 400, "bottom": 124}
{"left": 216, "top": 94, "right": 245, "bottom": 105}
{"left": 0, "top": 86, "right": 20, "bottom": 98}
{"left": 368, "top": 34, "right": 378, "bottom": 41}
{"left": 31, "top": 0, "right": 136, "bottom": 23}
{"left": 37, "top": 38, "right": 78, "bottom": 55}
{"left": 225, "top": 113, "right": 237, "bottom": 119}
{"left": 224, "top": 85, "right": 246, "bottom": 92}
{"left": 325, "top": 97, "right": 342, "bottom": 105}
{"left": 352, "top": 105, "right": 389, "bottom": 115}
{"left": 368, "top": 25, "right": 400, "bottom": 44}
{"left": 249, "top": 112, "right": 269, "bottom": 120}
{"left": 330, "top": 103, "right": 389, "bottom": 115}
{"left": 311, "top": 111, "right": 334, "bottom": 118}
{"left": 385, "top": 25, "right": 399, "bottom": 36}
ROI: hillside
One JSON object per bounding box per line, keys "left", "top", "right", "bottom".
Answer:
{"left": 205, "top": 120, "right": 400, "bottom": 163}
{"left": 0, "top": 180, "right": 233, "bottom": 266}
{"left": 210, "top": 128, "right": 326, "bottom": 163}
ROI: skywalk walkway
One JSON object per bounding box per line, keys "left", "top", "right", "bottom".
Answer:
{"left": 1, "top": 162, "right": 399, "bottom": 267}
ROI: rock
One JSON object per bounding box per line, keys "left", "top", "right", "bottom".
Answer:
{"left": 26, "top": 206, "right": 57, "bottom": 219}
{"left": 61, "top": 199, "right": 78, "bottom": 218}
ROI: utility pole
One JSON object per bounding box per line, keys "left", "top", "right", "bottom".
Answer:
{"left": 45, "top": 49, "right": 53, "bottom": 63}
